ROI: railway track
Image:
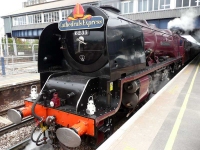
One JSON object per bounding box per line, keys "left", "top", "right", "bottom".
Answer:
{"left": 0, "top": 104, "right": 25, "bottom": 116}
{"left": 0, "top": 104, "right": 26, "bottom": 128}
{"left": 7, "top": 138, "right": 31, "bottom": 150}
{"left": 0, "top": 116, "right": 34, "bottom": 136}
{"left": 0, "top": 116, "right": 35, "bottom": 150}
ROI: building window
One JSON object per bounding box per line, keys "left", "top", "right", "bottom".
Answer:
{"left": 183, "top": 0, "right": 189, "bottom": 7}
{"left": 13, "top": 18, "right": 18, "bottom": 26}
{"left": 61, "top": 9, "right": 73, "bottom": 20}
{"left": 149, "top": 0, "right": 153, "bottom": 10}
{"left": 139, "top": 0, "right": 147, "bottom": 12}
{"left": 121, "top": 1, "right": 134, "bottom": 14}
{"left": 160, "top": 0, "right": 170, "bottom": 9}
{"left": 28, "top": 14, "right": 41, "bottom": 24}
{"left": 176, "top": 0, "right": 200, "bottom": 7}
{"left": 13, "top": 16, "right": 26, "bottom": 26}
{"left": 154, "top": 0, "right": 159, "bottom": 10}
{"left": 191, "top": 0, "right": 197, "bottom": 6}
{"left": 139, "top": 0, "right": 170, "bottom": 12}
{"left": 44, "top": 11, "right": 59, "bottom": 23}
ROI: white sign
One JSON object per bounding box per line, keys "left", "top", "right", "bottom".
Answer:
{"left": 18, "top": 52, "right": 25, "bottom": 55}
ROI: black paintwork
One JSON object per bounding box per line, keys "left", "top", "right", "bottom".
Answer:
{"left": 38, "top": 5, "right": 146, "bottom": 82}
{"left": 38, "top": 23, "right": 63, "bottom": 72}
{"left": 36, "top": 5, "right": 147, "bottom": 124}
{"left": 105, "top": 11, "right": 146, "bottom": 81}
{"left": 45, "top": 74, "right": 93, "bottom": 108}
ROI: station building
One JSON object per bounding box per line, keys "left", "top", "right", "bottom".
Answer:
{"left": 1, "top": 0, "right": 200, "bottom": 40}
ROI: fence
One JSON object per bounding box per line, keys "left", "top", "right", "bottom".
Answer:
{"left": 0, "top": 44, "right": 38, "bottom": 76}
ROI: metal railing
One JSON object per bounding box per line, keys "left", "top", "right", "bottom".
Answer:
{"left": 0, "top": 44, "right": 38, "bottom": 76}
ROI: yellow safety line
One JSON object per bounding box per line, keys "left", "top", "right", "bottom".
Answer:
{"left": 164, "top": 62, "right": 200, "bottom": 150}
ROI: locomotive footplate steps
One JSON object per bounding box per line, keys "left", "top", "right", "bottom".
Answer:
{"left": 97, "top": 54, "right": 200, "bottom": 150}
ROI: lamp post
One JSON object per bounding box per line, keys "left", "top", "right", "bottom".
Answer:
{"left": 0, "top": 25, "right": 6, "bottom": 76}
{"left": 0, "top": 26, "right": 3, "bottom": 57}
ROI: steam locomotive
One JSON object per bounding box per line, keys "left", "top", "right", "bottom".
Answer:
{"left": 7, "top": 3, "right": 199, "bottom": 149}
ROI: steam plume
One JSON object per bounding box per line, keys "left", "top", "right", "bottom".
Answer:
{"left": 168, "top": 8, "right": 198, "bottom": 31}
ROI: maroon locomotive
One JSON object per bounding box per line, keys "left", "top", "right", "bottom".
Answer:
{"left": 7, "top": 3, "right": 199, "bottom": 149}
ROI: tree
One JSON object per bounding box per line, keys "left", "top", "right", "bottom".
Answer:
{"left": 1, "top": 37, "right": 13, "bottom": 43}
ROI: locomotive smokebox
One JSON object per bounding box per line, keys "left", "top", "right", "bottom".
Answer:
{"left": 38, "top": 5, "right": 146, "bottom": 82}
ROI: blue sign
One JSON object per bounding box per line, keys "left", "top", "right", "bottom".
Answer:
{"left": 58, "top": 16, "right": 104, "bottom": 31}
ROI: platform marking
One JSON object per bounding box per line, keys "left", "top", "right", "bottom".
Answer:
{"left": 123, "top": 142, "right": 136, "bottom": 150}
{"left": 164, "top": 62, "right": 200, "bottom": 150}
{"left": 123, "top": 146, "right": 136, "bottom": 150}
{"left": 168, "top": 85, "right": 179, "bottom": 94}
{"left": 183, "top": 70, "right": 190, "bottom": 74}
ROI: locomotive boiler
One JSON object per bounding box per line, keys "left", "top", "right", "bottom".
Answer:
{"left": 7, "top": 3, "right": 198, "bottom": 149}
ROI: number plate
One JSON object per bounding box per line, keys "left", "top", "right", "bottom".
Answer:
{"left": 74, "top": 30, "right": 89, "bottom": 36}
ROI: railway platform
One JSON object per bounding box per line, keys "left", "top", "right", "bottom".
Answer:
{"left": 98, "top": 54, "right": 200, "bottom": 150}
{"left": 0, "top": 73, "right": 39, "bottom": 90}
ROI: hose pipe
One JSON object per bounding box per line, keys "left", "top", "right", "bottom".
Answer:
{"left": 31, "top": 94, "right": 43, "bottom": 122}
{"left": 31, "top": 123, "right": 40, "bottom": 143}
{"left": 36, "top": 131, "right": 48, "bottom": 146}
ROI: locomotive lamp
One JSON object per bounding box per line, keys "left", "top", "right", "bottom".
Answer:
{"left": 50, "top": 101, "right": 55, "bottom": 107}
{"left": 86, "top": 96, "right": 96, "bottom": 115}
{"left": 50, "top": 92, "right": 60, "bottom": 108}
{"left": 30, "top": 85, "right": 38, "bottom": 100}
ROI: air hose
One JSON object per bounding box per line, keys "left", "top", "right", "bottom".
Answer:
{"left": 31, "top": 94, "right": 43, "bottom": 121}
{"left": 31, "top": 123, "right": 48, "bottom": 146}
{"left": 31, "top": 93, "right": 47, "bottom": 145}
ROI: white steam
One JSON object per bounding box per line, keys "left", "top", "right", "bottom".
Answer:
{"left": 168, "top": 8, "right": 198, "bottom": 31}
{"left": 192, "top": 29, "right": 200, "bottom": 41}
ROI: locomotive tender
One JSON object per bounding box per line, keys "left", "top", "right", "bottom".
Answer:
{"left": 7, "top": 3, "right": 199, "bottom": 149}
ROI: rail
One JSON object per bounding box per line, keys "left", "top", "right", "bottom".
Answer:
{"left": 0, "top": 116, "right": 34, "bottom": 136}
{"left": 8, "top": 138, "right": 31, "bottom": 150}
{"left": 0, "top": 104, "right": 25, "bottom": 116}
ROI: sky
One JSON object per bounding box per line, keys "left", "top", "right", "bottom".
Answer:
{"left": 0, "top": 0, "right": 24, "bottom": 35}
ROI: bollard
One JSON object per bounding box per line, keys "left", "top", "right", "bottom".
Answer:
{"left": 1, "top": 57, "right": 6, "bottom": 76}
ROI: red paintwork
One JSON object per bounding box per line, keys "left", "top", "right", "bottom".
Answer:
{"left": 138, "top": 75, "right": 150, "bottom": 101}
{"left": 73, "top": 3, "right": 84, "bottom": 19}
{"left": 24, "top": 101, "right": 95, "bottom": 136}
{"left": 138, "top": 20, "right": 188, "bottom": 66}
{"left": 71, "top": 120, "right": 88, "bottom": 136}
{"left": 51, "top": 92, "right": 60, "bottom": 108}
{"left": 19, "top": 106, "right": 32, "bottom": 118}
